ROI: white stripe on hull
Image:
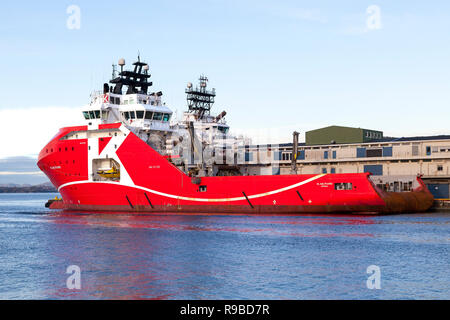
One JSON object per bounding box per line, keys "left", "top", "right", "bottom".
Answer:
{"left": 58, "top": 174, "right": 326, "bottom": 203}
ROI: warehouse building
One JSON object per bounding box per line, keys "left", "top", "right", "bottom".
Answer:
{"left": 242, "top": 126, "right": 450, "bottom": 200}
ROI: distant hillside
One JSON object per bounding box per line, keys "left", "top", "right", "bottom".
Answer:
{"left": 0, "top": 156, "right": 49, "bottom": 185}
{"left": 0, "top": 182, "right": 56, "bottom": 193}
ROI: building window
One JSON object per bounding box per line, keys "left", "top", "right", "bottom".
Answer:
{"left": 356, "top": 148, "right": 366, "bottom": 158}
{"left": 322, "top": 168, "right": 327, "bottom": 174}
{"left": 324, "top": 151, "right": 328, "bottom": 159}
{"left": 382, "top": 146, "right": 393, "bottom": 157}
{"left": 426, "top": 146, "right": 431, "bottom": 156}
{"left": 274, "top": 152, "right": 282, "bottom": 161}
{"left": 364, "top": 164, "right": 383, "bottom": 176}
{"left": 331, "top": 168, "right": 336, "bottom": 174}
{"left": 437, "top": 165, "right": 443, "bottom": 171}
{"left": 282, "top": 152, "right": 292, "bottom": 161}
{"left": 297, "top": 150, "right": 305, "bottom": 160}
{"left": 366, "top": 148, "right": 382, "bottom": 157}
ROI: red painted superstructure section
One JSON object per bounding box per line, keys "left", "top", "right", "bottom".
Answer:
{"left": 38, "top": 125, "right": 434, "bottom": 214}
{"left": 98, "top": 137, "right": 112, "bottom": 155}
{"left": 37, "top": 126, "right": 88, "bottom": 188}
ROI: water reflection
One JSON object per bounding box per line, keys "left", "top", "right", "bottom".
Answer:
{"left": 0, "top": 194, "right": 449, "bottom": 299}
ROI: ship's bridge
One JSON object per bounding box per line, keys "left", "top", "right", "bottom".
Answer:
{"left": 119, "top": 94, "right": 172, "bottom": 131}
{"left": 81, "top": 56, "right": 173, "bottom": 132}
{"left": 82, "top": 91, "right": 173, "bottom": 132}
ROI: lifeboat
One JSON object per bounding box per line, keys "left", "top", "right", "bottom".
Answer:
{"left": 97, "top": 164, "right": 120, "bottom": 179}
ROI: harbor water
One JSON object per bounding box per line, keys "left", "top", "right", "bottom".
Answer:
{"left": 0, "top": 193, "right": 448, "bottom": 299}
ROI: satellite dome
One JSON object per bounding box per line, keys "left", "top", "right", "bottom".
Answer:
{"left": 118, "top": 58, "right": 125, "bottom": 66}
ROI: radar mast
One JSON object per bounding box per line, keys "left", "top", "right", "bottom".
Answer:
{"left": 185, "top": 75, "right": 216, "bottom": 119}
{"left": 109, "top": 56, "right": 152, "bottom": 95}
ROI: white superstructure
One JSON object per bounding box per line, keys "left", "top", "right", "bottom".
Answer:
{"left": 79, "top": 57, "right": 249, "bottom": 177}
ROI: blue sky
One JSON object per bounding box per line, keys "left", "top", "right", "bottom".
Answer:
{"left": 1, "top": 0, "right": 450, "bottom": 182}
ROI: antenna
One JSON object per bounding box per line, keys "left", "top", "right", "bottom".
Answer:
{"left": 185, "top": 75, "right": 216, "bottom": 119}
{"left": 111, "top": 64, "right": 117, "bottom": 79}
{"left": 110, "top": 56, "right": 152, "bottom": 95}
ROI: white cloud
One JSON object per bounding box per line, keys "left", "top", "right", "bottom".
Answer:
{"left": 0, "top": 106, "right": 83, "bottom": 159}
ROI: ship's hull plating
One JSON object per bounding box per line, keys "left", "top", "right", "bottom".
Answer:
{"left": 38, "top": 124, "right": 434, "bottom": 214}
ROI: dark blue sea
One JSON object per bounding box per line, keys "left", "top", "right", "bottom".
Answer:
{"left": 0, "top": 193, "right": 448, "bottom": 299}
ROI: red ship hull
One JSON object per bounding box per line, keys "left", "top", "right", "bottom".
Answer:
{"left": 37, "top": 124, "right": 434, "bottom": 214}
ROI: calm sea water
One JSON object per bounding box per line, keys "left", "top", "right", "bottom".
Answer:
{"left": 0, "top": 193, "right": 448, "bottom": 300}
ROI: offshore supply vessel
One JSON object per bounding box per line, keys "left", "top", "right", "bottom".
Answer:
{"left": 38, "top": 57, "right": 433, "bottom": 214}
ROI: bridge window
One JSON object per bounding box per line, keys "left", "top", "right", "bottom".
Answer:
{"left": 218, "top": 126, "right": 229, "bottom": 134}
{"left": 153, "top": 112, "right": 163, "bottom": 121}
{"left": 145, "top": 111, "right": 153, "bottom": 120}
{"left": 124, "top": 112, "right": 130, "bottom": 120}
{"left": 130, "top": 111, "right": 136, "bottom": 119}
{"left": 83, "top": 111, "right": 90, "bottom": 120}
{"left": 335, "top": 183, "right": 352, "bottom": 190}
{"left": 162, "top": 113, "right": 171, "bottom": 122}
{"left": 94, "top": 110, "right": 100, "bottom": 119}
{"left": 89, "top": 111, "right": 95, "bottom": 119}
{"left": 136, "top": 111, "right": 144, "bottom": 119}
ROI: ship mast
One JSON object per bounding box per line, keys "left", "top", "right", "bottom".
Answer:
{"left": 109, "top": 56, "right": 152, "bottom": 95}
{"left": 185, "top": 75, "right": 216, "bottom": 119}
